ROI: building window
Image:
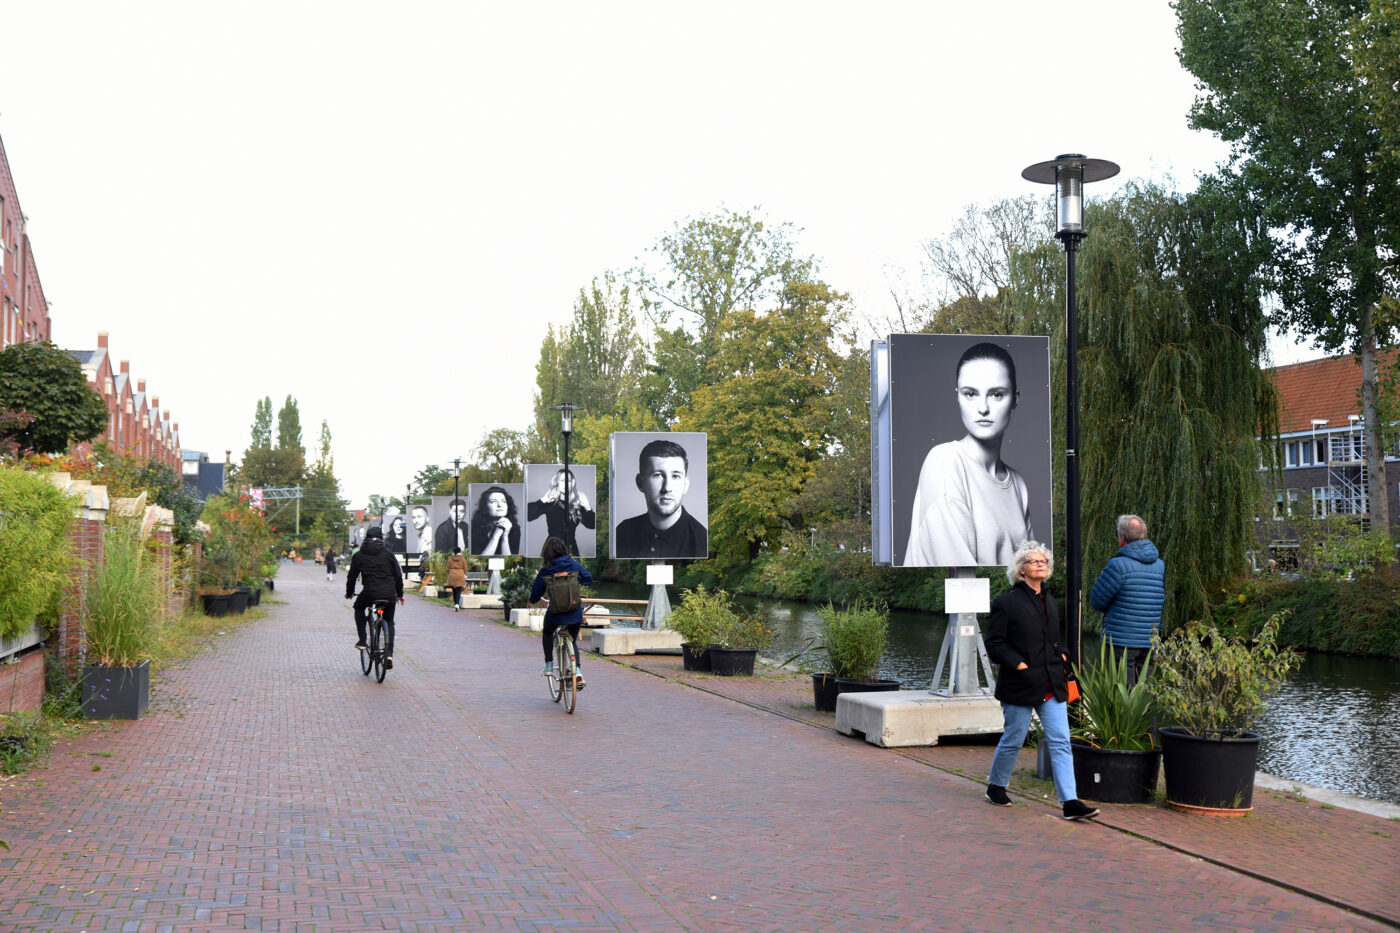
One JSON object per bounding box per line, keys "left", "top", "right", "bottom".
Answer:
{"left": 1317, "top": 438, "right": 1329, "bottom": 463}
{"left": 1285, "top": 442, "right": 1298, "bottom": 468}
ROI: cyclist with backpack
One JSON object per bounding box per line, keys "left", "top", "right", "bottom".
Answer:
{"left": 529, "top": 535, "right": 594, "bottom": 687}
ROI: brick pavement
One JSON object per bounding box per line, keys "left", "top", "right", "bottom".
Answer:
{"left": 0, "top": 561, "right": 1395, "bottom": 932}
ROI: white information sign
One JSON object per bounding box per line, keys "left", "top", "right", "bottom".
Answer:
{"left": 488, "top": 557, "right": 505, "bottom": 570}
{"left": 944, "top": 577, "right": 990, "bottom": 615}
{"left": 646, "top": 564, "right": 674, "bottom": 586}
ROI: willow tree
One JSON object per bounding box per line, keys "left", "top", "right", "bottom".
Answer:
{"left": 1024, "top": 182, "right": 1278, "bottom": 631}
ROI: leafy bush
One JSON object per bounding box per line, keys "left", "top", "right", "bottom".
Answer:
{"left": 86, "top": 515, "right": 166, "bottom": 666}
{"left": 667, "top": 586, "right": 739, "bottom": 647}
{"left": 1211, "top": 570, "right": 1400, "bottom": 658}
{"left": 819, "top": 600, "right": 889, "bottom": 682}
{"left": 0, "top": 467, "right": 72, "bottom": 640}
{"left": 499, "top": 561, "right": 534, "bottom": 607}
{"left": 200, "top": 493, "right": 274, "bottom": 588}
{"left": 1072, "top": 638, "right": 1156, "bottom": 750}
{"left": 1148, "top": 612, "right": 1301, "bottom": 736}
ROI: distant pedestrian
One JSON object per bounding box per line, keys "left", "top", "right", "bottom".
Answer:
{"left": 445, "top": 547, "right": 468, "bottom": 612}
{"left": 983, "top": 541, "right": 1099, "bottom": 822}
{"left": 1088, "top": 514, "right": 1166, "bottom": 686}
{"left": 325, "top": 547, "right": 338, "bottom": 580}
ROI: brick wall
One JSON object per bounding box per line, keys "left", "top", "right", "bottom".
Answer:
{"left": 0, "top": 650, "right": 45, "bottom": 713}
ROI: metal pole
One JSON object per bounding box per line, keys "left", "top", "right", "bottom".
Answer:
{"left": 563, "top": 430, "right": 571, "bottom": 553}
{"left": 1063, "top": 234, "right": 1083, "bottom": 664}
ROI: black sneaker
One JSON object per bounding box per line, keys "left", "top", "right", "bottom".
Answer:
{"left": 384, "top": 656, "right": 394, "bottom": 670}
{"left": 1062, "top": 799, "right": 1100, "bottom": 821}
{"left": 985, "top": 783, "right": 1011, "bottom": 807}
{"left": 355, "top": 642, "right": 368, "bottom": 651}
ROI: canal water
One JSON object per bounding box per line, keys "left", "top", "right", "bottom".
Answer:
{"left": 590, "top": 582, "right": 1400, "bottom": 806}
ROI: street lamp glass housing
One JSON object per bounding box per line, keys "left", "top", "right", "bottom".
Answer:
{"left": 1021, "top": 153, "right": 1121, "bottom": 239}
{"left": 551, "top": 402, "right": 579, "bottom": 435}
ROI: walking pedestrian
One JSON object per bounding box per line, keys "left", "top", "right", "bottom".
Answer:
{"left": 445, "top": 547, "right": 468, "bottom": 611}
{"left": 983, "top": 540, "right": 1099, "bottom": 821}
{"left": 325, "top": 547, "right": 338, "bottom": 581}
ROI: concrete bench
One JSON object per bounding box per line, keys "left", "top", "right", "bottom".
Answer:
{"left": 588, "top": 627, "right": 684, "bottom": 656}
{"left": 458, "top": 593, "right": 503, "bottom": 609}
{"left": 835, "top": 690, "right": 1003, "bottom": 748}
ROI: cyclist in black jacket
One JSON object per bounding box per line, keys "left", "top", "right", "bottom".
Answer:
{"left": 345, "top": 526, "right": 405, "bottom": 668}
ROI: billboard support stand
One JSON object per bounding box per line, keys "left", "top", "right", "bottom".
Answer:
{"left": 933, "top": 568, "right": 995, "bottom": 696}
{"left": 642, "top": 562, "right": 673, "bottom": 630}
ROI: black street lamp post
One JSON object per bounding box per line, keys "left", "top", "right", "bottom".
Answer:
{"left": 1021, "top": 153, "right": 1119, "bottom": 663}
{"left": 551, "top": 403, "right": 579, "bottom": 552}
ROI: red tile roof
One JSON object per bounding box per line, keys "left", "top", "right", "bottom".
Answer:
{"left": 1268, "top": 349, "right": 1400, "bottom": 434}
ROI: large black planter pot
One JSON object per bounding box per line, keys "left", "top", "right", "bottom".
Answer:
{"left": 248, "top": 586, "right": 261, "bottom": 607}
{"left": 201, "top": 593, "right": 230, "bottom": 617}
{"left": 82, "top": 660, "right": 150, "bottom": 720}
{"left": 228, "top": 589, "right": 250, "bottom": 614}
{"left": 1071, "top": 738, "right": 1162, "bottom": 804}
{"left": 1159, "top": 726, "right": 1261, "bottom": 814}
{"left": 708, "top": 647, "right": 757, "bottom": 676}
{"left": 812, "top": 673, "right": 839, "bottom": 712}
{"left": 680, "top": 643, "right": 711, "bottom": 672}
{"left": 834, "top": 677, "right": 901, "bottom": 696}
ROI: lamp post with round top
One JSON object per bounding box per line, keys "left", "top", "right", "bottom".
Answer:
{"left": 1021, "top": 153, "right": 1119, "bottom": 663}
{"left": 551, "top": 402, "right": 580, "bottom": 554}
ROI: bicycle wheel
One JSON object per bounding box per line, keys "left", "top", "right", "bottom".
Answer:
{"left": 548, "top": 631, "right": 564, "bottom": 703}
{"left": 372, "top": 614, "right": 387, "bottom": 683}
{"left": 359, "top": 613, "right": 372, "bottom": 676}
{"left": 561, "top": 635, "right": 577, "bottom": 714}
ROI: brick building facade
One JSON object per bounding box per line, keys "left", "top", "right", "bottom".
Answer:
{"left": 0, "top": 134, "right": 52, "bottom": 349}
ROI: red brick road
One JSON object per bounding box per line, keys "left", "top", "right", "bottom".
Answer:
{"left": 1, "top": 561, "right": 1395, "bottom": 932}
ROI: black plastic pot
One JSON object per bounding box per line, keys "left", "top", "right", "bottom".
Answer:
{"left": 81, "top": 660, "right": 150, "bottom": 720}
{"left": 1159, "top": 726, "right": 1260, "bottom": 813}
{"left": 834, "top": 678, "right": 901, "bottom": 695}
{"left": 1071, "top": 738, "right": 1162, "bottom": 804}
{"left": 680, "top": 643, "right": 711, "bottom": 672}
{"left": 708, "top": 647, "right": 757, "bottom": 676}
{"left": 248, "top": 586, "right": 261, "bottom": 607}
{"left": 201, "top": 593, "right": 230, "bottom": 617}
{"left": 229, "top": 589, "right": 250, "bottom": 614}
{"left": 812, "top": 673, "right": 839, "bottom": 712}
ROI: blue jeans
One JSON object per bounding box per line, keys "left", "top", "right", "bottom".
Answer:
{"left": 988, "top": 696, "right": 1077, "bottom": 804}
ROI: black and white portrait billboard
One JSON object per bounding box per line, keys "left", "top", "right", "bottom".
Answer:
{"left": 524, "top": 464, "right": 597, "bottom": 558}
{"left": 431, "top": 495, "right": 469, "bottom": 554}
{"left": 407, "top": 502, "right": 433, "bottom": 554}
{"left": 609, "top": 432, "right": 709, "bottom": 560}
{"left": 467, "top": 483, "right": 525, "bottom": 556}
{"left": 886, "top": 333, "right": 1052, "bottom": 569}
{"left": 382, "top": 507, "right": 408, "bottom": 554}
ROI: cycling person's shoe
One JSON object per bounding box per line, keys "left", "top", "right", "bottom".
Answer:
{"left": 355, "top": 642, "right": 368, "bottom": 651}
{"left": 384, "top": 656, "right": 393, "bottom": 670}
{"left": 543, "top": 661, "right": 554, "bottom": 675}
{"left": 575, "top": 673, "right": 586, "bottom": 691}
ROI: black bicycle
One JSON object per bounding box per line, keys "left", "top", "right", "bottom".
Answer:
{"left": 359, "top": 599, "right": 392, "bottom": 683}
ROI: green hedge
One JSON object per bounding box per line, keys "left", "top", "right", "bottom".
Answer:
{"left": 0, "top": 468, "right": 73, "bottom": 640}
{"left": 1212, "top": 572, "right": 1400, "bottom": 659}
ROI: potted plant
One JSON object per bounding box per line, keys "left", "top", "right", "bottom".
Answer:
{"left": 822, "top": 600, "right": 899, "bottom": 699}
{"left": 499, "top": 562, "right": 535, "bottom": 620}
{"left": 665, "top": 586, "right": 734, "bottom": 672}
{"left": 1070, "top": 638, "right": 1161, "bottom": 804}
{"left": 1147, "top": 613, "right": 1301, "bottom": 814}
{"left": 83, "top": 517, "right": 165, "bottom": 719}
{"left": 708, "top": 613, "right": 773, "bottom": 677}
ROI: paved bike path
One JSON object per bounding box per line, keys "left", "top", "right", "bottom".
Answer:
{"left": 0, "top": 561, "right": 1394, "bottom": 932}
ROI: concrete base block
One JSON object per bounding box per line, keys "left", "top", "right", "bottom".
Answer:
{"left": 835, "top": 691, "right": 1003, "bottom": 748}
{"left": 509, "top": 608, "right": 534, "bottom": 627}
{"left": 588, "top": 627, "right": 684, "bottom": 656}
{"left": 528, "top": 613, "right": 545, "bottom": 632}
{"left": 459, "top": 594, "right": 503, "bottom": 609}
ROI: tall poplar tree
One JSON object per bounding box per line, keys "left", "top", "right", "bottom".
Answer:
{"left": 1176, "top": 0, "right": 1400, "bottom": 536}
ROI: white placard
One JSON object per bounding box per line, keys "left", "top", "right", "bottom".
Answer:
{"left": 488, "top": 557, "right": 505, "bottom": 570}
{"left": 646, "top": 564, "right": 674, "bottom": 585}
{"left": 944, "top": 577, "right": 990, "bottom": 615}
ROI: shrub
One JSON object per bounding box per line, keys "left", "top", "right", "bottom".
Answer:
{"left": 0, "top": 467, "right": 72, "bottom": 640}
{"left": 1072, "top": 638, "right": 1157, "bottom": 750}
{"left": 820, "top": 600, "right": 889, "bottom": 682}
{"left": 667, "top": 586, "right": 739, "bottom": 647}
{"left": 86, "top": 515, "right": 166, "bottom": 666}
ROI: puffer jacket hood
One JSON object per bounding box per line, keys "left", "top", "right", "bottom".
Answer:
{"left": 1119, "top": 539, "right": 1160, "bottom": 564}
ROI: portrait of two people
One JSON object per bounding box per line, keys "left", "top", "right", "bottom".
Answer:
{"left": 890, "top": 334, "right": 1052, "bottom": 569}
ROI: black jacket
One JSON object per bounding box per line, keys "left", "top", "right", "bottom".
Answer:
{"left": 345, "top": 538, "right": 404, "bottom": 601}
{"left": 985, "top": 580, "right": 1069, "bottom": 706}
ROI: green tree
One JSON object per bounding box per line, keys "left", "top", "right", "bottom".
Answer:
{"left": 0, "top": 341, "right": 109, "bottom": 454}
{"left": 250, "top": 397, "right": 273, "bottom": 449}
{"left": 679, "top": 281, "right": 849, "bottom": 571}
{"left": 299, "top": 420, "right": 347, "bottom": 538}
{"left": 635, "top": 207, "right": 816, "bottom": 423}
{"left": 413, "top": 464, "right": 451, "bottom": 498}
{"left": 276, "top": 396, "right": 304, "bottom": 455}
{"left": 1176, "top": 0, "right": 1400, "bottom": 535}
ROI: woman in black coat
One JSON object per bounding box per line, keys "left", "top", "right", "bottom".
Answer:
{"left": 983, "top": 540, "right": 1099, "bottom": 821}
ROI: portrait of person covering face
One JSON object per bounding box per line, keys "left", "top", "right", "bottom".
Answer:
{"left": 610, "top": 432, "right": 708, "bottom": 560}
{"left": 524, "top": 464, "right": 597, "bottom": 558}
{"left": 890, "top": 335, "right": 1051, "bottom": 568}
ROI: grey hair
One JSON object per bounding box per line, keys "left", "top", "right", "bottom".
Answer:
{"left": 1117, "top": 514, "right": 1147, "bottom": 542}
{"left": 1007, "top": 540, "right": 1053, "bottom": 585}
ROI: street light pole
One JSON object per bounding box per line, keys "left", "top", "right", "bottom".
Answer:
{"left": 1022, "top": 154, "right": 1119, "bottom": 664}
{"left": 551, "top": 403, "right": 579, "bottom": 551}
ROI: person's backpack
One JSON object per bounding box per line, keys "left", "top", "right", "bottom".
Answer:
{"left": 545, "top": 570, "right": 581, "bottom": 613}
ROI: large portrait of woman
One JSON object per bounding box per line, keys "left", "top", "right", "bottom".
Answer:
{"left": 889, "top": 334, "right": 1051, "bottom": 568}
{"left": 524, "top": 464, "right": 597, "bottom": 558}
{"left": 466, "top": 483, "right": 525, "bottom": 556}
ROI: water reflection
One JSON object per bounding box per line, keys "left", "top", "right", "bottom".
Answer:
{"left": 590, "top": 582, "right": 1400, "bottom": 804}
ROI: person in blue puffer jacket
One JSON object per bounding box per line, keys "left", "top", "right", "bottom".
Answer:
{"left": 529, "top": 535, "right": 595, "bottom": 687}
{"left": 1088, "top": 514, "right": 1166, "bottom": 686}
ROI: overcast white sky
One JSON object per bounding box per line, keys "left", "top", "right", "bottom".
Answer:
{"left": 1, "top": 1, "right": 1322, "bottom": 507}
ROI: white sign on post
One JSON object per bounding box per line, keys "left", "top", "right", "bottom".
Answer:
{"left": 646, "top": 564, "right": 674, "bottom": 586}
{"left": 944, "top": 577, "right": 990, "bottom": 615}
{"left": 488, "top": 558, "right": 505, "bottom": 570}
